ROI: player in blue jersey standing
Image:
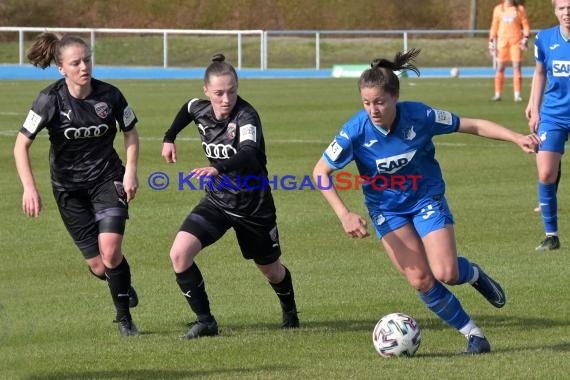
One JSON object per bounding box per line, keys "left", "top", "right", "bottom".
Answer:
{"left": 313, "top": 49, "right": 540, "bottom": 354}
{"left": 527, "top": 0, "right": 570, "bottom": 251}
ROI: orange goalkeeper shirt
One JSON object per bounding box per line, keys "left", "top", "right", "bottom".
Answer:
{"left": 489, "top": 3, "right": 530, "bottom": 42}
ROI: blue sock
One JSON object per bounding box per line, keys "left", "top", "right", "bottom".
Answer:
{"left": 454, "top": 257, "right": 474, "bottom": 285}
{"left": 419, "top": 282, "right": 470, "bottom": 331}
{"left": 538, "top": 182, "right": 558, "bottom": 234}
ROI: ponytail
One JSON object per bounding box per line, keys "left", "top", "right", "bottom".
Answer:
{"left": 27, "top": 33, "right": 90, "bottom": 69}
{"left": 359, "top": 48, "right": 421, "bottom": 95}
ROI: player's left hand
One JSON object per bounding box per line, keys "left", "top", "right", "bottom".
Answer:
{"left": 488, "top": 39, "right": 496, "bottom": 56}
{"left": 528, "top": 113, "right": 541, "bottom": 134}
{"left": 123, "top": 173, "right": 139, "bottom": 202}
{"left": 519, "top": 36, "right": 529, "bottom": 51}
{"left": 190, "top": 166, "right": 219, "bottom": 178}
{"left": 517, "top": 133, "right": 541, "bottom": 154}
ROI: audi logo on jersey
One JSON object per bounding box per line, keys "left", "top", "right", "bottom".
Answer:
{"left": 201, "top": 142, "right": 237, "bottom": 159}
{"left": 64, "top": 124, "right": 110, "bottom": 140}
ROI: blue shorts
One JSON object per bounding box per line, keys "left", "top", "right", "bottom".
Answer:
{"left": 370, "top": 195, "right": 455, "bottom": 239}
{"left": 537, "top": 120, "right": 569, "bottom": 154}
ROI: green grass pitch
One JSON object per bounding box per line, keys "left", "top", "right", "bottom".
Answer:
{"left": 1, "top": 77, "right": 569, "bottom": 379}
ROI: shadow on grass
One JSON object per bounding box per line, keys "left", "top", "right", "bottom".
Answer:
{"left": 26, "top": 366, "right": 292, "bottom": 380}
{"left": 108, "top": 315, "right": 570, "bottom": 360}
{"left": 135, "top": 313, "right": 570, "bottom": 337}
{"left": 416, "top": 341, "right": 570, "bottom": 358}
{"left": 418, "top": 313, "right": 570, "bottom": 331}
{"left": 217, "top": 315, "right": 570, "bottom": 358}
{"left": 211, "top": 313, "right": 570, "bottom": 334}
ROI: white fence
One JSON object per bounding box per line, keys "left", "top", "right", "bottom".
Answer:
{"left": 0, "top": 27, "right": 264, "bottom": 69}
{"left": 0, "top": 27, "right": 535, "bottom": 70}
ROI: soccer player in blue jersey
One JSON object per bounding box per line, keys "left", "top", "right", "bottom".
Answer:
{"left": 313, "top": 49, "right": 539, "bottom": 354}
{"left": 527, "top": 0, "right": 570, "bottom": 250}
{"left": 14, "top": 33, "right": 140, "bottom": 336}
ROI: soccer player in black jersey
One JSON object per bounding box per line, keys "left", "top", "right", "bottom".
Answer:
{"left": 162, "top": 54, "right": 299, "bottom": 339}
{"left": 14, "top": 33, "right": 140, "bottom": 336}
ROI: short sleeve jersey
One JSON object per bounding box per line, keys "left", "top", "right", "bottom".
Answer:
{"left": 489, "top": 4, "right": 530, "bottom": 41}
{"left": 322, "top": 101, "right": 460, "bottom": 215}
{"left": 20, "top": 78, "right": 137, "bottom": 191}
{"left": 534, "top": 26, "right": 570, "bottom": 123}
{"left": 175, "top": 96, "right": 275, "bottom": 216}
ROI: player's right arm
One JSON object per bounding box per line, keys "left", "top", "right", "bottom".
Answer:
{"left": 525, "top": 70, "right": 536, "bottom": 121}
{"left": 14, "top": 132, "right": 42, "bottom": 218}
{"left": 313, "top": 157, "right": 369, "bottom": 239}
{"left": 528, "top": 62, "right": 547, "bottom": 134}
{"left": 162, "top": 101, "right": 195, "bottom": 163}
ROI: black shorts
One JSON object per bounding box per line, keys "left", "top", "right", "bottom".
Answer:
{"left": 180, "top": 198, "right": 281, "bottom": 265}
{"left": 53, "top": 178, "right": 128, "bottom": 259}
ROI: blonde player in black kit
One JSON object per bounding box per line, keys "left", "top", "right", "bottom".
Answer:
{"left": 14, "top": 33, "right": 140, "bottom": 336}
{"left": 161, "top": 54, "right": 299, "bottom": 339}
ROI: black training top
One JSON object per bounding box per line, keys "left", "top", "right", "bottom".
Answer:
{"left": 164, "top": 96, "right": 276, "bottom": 216}
{"left": 20, "top": 78, "right": 137, "bottom": 191}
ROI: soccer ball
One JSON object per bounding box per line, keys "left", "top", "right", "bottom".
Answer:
{"left": 450, "top": 67, "right": 460, "bottom": 78}
{"left": 372, "top": 313, "right": 421, "bottom": 358}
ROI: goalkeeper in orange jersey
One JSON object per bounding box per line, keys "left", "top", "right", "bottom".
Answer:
{"left": 488, "top": 0, "right": 530, "bottom": 102}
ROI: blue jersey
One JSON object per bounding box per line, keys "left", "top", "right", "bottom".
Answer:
{"left": 322, "top": 101, "right": 460, "bottom": 215}
{"left": 534, "top": 26, "right": 570, "bottom": 123}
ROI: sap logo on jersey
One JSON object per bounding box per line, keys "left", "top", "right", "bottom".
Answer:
{"left": 553, "top": 61, "right": 570, "bottom": 77}
{"left": 376, "top": 150, "right": 416, "bottom": 174}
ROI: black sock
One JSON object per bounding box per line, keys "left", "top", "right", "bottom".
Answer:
{"left": 88, "top": 266, "right": 106, "bottom": 281}
{"left": 175, "top": 263, "right": 213, "bottom": 322}
{"left": 105, "top": 257, "right": 131, "bottom": 321}
{"left": 269, "top": 266, "right": 297, "bottom": 313}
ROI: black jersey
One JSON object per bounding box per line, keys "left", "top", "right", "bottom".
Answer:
{"left": 20, "top": 78, "right": 137, "bottom": 191}
{"left": 164, "top": 96, "right": 275, "bottom": 216}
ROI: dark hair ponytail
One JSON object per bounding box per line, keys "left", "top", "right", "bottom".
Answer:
{"left": 27, "top": 32, "right": 90, "bottom": 69}
{"left": 211, "top": 53, "right": 225, "bottom": 63}
{"left": 26, "top": 32, "right": 61, "bottom": 69}
{"left": 359, "top": 48, "right": 421, "bottom": 95}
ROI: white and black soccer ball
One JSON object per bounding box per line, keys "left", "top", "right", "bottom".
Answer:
{"left": 450, "top": 67, "right": 460, "bottom": 78}
{"left": 372, "top": 313, "right": 421, "bottom": 358}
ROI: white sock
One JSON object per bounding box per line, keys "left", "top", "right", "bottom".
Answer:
{"left": 459, "top": 320, "right": 484, "bottom": 338}
{"left": 469, "top": 265, "right": 479, "bottom": 284}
